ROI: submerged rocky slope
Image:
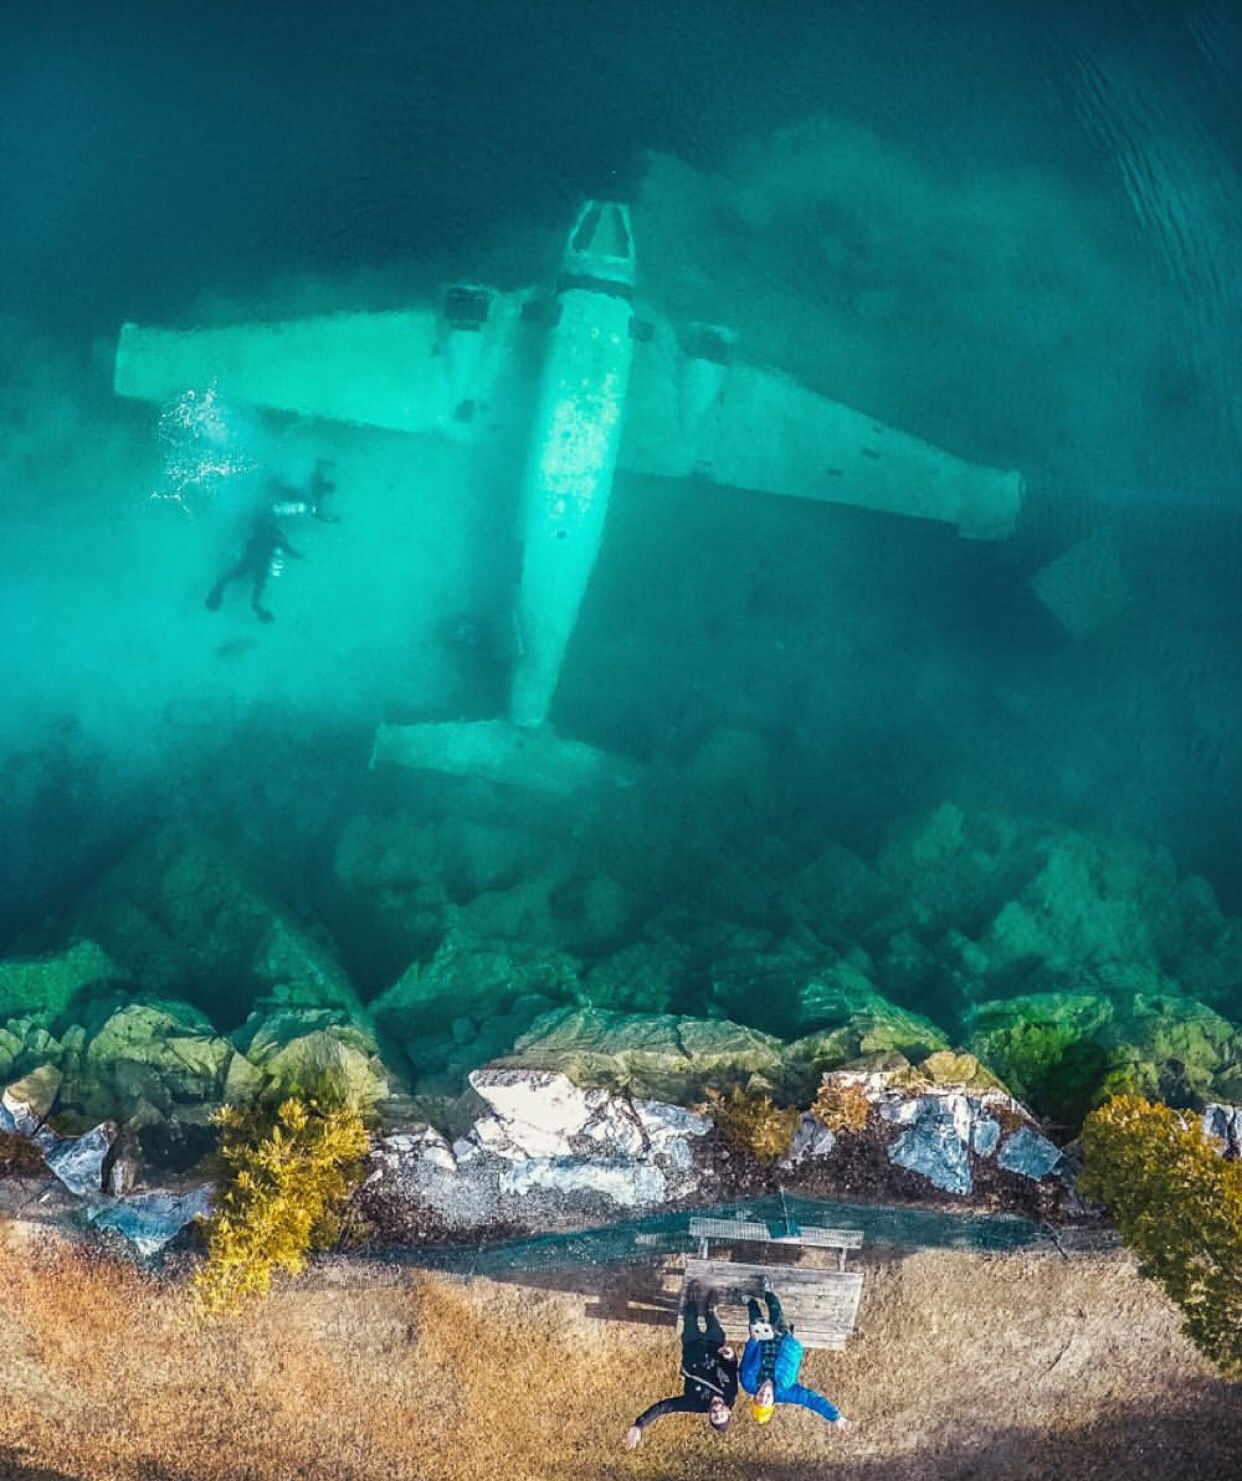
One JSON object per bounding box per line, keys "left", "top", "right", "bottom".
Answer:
{"left": 2, "top": 793, "right": 1239, "bottom": 1250}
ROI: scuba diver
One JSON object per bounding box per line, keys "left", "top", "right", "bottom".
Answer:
{"left": 205, "top": 458, "right": 338, "bottom": 623}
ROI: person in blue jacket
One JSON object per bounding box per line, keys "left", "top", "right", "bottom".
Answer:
{"left": 739, "top": 1281, "right": 852, "bottom": 1432}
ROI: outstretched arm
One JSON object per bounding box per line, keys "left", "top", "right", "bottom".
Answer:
{"left": 624, "top": 1395, "right": 697, "bottom": 1448}
{"left": 784, "top": 1382, "right": 842, "bottom": 1425}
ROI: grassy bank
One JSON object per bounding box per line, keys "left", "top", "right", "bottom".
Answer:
{"left": 0, "top": 1221, "right": 1237, "bottom": 1480}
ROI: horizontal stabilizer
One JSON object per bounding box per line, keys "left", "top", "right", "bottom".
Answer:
{"left": 370, "top": 720, "right": 641, "bottom": 795}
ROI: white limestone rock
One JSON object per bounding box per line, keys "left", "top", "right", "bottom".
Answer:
{"left": 498, "top": 1157, "right": 666, "bottom": 1206}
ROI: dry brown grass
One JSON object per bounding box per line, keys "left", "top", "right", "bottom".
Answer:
{"left": 1, "top": 1218, "right": 1238, "bottom": 1481}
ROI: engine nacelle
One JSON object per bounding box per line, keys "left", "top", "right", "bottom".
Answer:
{"left": 678, "top": 322, "right": 736, "bottom": 474}
{"left": 437, "top": 282, "right": 497, "bottom": 428}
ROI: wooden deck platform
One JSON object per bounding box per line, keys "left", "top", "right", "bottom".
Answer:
{"left": 677, "top": 1257, "right": 864, "bottom": 1351}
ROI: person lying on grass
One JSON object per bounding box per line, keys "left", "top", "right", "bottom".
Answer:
{"left": 740, "top": 1281, "right": 851, "bottom": 1432}
{"left": 624, "top": 1283, "right": 738, "bottom": 1449}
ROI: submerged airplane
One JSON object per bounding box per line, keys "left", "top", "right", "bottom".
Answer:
{"left": 114, "top": 201, "right": 1023, "bottom": 788}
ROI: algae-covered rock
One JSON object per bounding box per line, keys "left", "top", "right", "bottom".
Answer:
{"left": 236, "top": 1007, "right": 389, "bottom": 1109}
{"left": 786, "top": 977, "right": 950, "bottom": 1072}
{"left": 0, "top": 941, "right": 123, "bottom": 1024}
{"left": 966, "top": 986, "right": 1241, "bottom": 1124}
{"left": 497, "top": 1007, "right": 785, "bottom": 1101}
{"left": 73, "top": 825, "right": 358, "bottom": 1025}
{"left": 69, "top": 998, "right": 234, "bottom": 1119}
{"left": 920, "top": 1050, "right": 1004, "bottom": 1093}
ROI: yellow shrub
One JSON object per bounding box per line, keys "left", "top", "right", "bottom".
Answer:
{"left": 191, "top": 1097, "right": 369, "bottom": 1317}
{"left": 700, "top": 1085, "right": 799, "bottom": 1165}
{"left": 1081, "top": 1094, "right": 1242, "bottom": 1376}
{"left": 810, "top": 1079, "right": 871, "bottom": 1134}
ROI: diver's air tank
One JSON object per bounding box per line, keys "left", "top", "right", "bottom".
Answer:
{"left": 509, "top": 202, "right": 637, "bottom": 728}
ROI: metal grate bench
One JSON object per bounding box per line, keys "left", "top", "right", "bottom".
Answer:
{"left": 688, "top": 1215, "right": 864, "bottom": 1270}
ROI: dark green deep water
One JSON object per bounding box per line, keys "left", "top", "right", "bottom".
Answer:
{"left": 0, "top": 1, "right": 1238, "bottom": 1129}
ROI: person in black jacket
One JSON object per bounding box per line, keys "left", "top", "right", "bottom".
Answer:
{"left": 624, "top": 1284, "right": 738, "bottom": 1449}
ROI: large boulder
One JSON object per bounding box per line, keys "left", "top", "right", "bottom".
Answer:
{"left": 815, "top": 1061, "right": 1062, "bottom": 1199}
{"left": 965, "top": 984, "right": 1242, "bottom": 1124}
{"left": 67, "top": 998, "right": 234, "bottom": 1120}
{"left": 495, "top": 1007, "right": 785, "bottom": 1101}
{"left": 72, "top": 826, "right": 359, "bottom": 1025}
{"left": 234, "top": 1007, "right": 389, "bottom": 1110}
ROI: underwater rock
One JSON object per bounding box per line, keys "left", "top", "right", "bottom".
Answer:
{"left": 72, "top": 825, "right": 358, "bottom": 1025}
{"left": 1030, "top": 531, "right": 1129, "bottom": 638}
{"left": 785, "top": 840, "right": 891, "bottom": 936}
{"left": 874, "top": 804, "right": 1040, "bottom": 929}
{"left": 979, "top": 836, "right": 1192, "bottom": 984}
{"left": 2, "top": 1065, "right": 62, "bottom": 1134}
{"left": 548, "top": 871, "right": 634, "bottom": 955}
{"left": 235, "top": 1007, "right": 389, "bottom": 1110}
{"left": 372, "top": 934, "right": 579, "bottom": 1043}
{"left": 683, "top": 726, "right": 773, "bottom": 807}
{"left": 498, "top": 1007, "right": 786, "bottom": 1101}
{"left": 996, "top": 1126, "right": 1063, "bottom": 1181}
{"left": 965, "top": 986, "right": 1241, "bottom": 1123}
{"left": 706, "top": 938, "right": 824, "bottom": 1024}
{"left": 333, "top": 811, "right": 562, "bottom": 966}
{"left": 0, "top": 940, "right": 123, "bottom": 1024}
{"left": 578, "top": 940, "right": 689, "bottom": 1014}
{"left": 70, "top": 999, "right": 234, "bottom": 1120}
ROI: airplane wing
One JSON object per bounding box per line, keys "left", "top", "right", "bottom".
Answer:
{"left": 619, "top": 317, "right": 1021, "bottom": 539}
{"left": 114, "top": 289, "right": 541, "bottom": 439}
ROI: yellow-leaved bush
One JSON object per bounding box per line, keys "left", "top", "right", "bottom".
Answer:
{"left": 700, "top": 1085, "right": 799, "bottom": 1165}
{"left": 1080, "top": 1094, "right": 1242, "bottom": 1376}
{"left": 810, "top": 1078, "right": 872, "bottom": 1134}
{"left": 191, "top": 1096, "right": 369, "bottom": 1318}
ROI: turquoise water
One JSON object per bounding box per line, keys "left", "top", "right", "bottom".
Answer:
{"left": 0, "top": 2, "right": 1237, "bottom": 1132}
